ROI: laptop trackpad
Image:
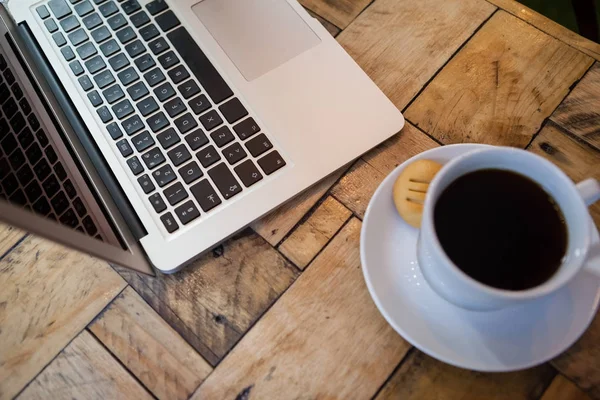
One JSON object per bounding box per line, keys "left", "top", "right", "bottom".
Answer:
{"left": 192, "top": 0, "right": 320, "bottom": 81}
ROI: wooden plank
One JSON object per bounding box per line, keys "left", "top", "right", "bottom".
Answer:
{"left": 298, "top": 0, "right": 370, "bottom": 29}
{"left": 278, "top": 196, "right": 352, "bottom": 269}
{"left": 337, "top": 0, "right": 495, "bottom": 111}
{"left": 528, "top": 122, "right": 600, "bottom": 226}
{"left": 486, "top": 0, "right": 600, "bottom": 61}
{"left": 332, "top": 123, "right": 439, "bottom": 218}
{"left": 0, "top": 223, "right": 25, "bottom": 257}
{"left": 252, "top": 167, "right": 346, "bottom": 246}
{"left": 0, "top": 237, "right": 125, "bottom": 400}
{"left": 117, "top": 229, "right": 299, "bottom": 365}
{"left": 305, "top": 8, "right": 340, "bottom": 37}
{"left": 375, "top": 350, "right": 555, "bottom": 400}
{"left": 551, "top": 63, "right": 600, "bottom": 150}
{"left": 405, "top": 11, "right": 594, "bottom": 148}
{"left": 193, "top": 218, "right": 411, "bottom": 399}
{"left": 17, "top": 330, "right": 152, "bottom": 400}
{"left": 88, "top": 287, "right": 213, "bottom": 400}
{"left": 540, "top": 375, "right": 593, "bottom": 400}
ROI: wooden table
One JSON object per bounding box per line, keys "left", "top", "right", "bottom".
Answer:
{"left": 1, "top": 0, "right": 600, "bottom": 398}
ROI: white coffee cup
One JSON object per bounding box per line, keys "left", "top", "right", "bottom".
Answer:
{"left": 417, "top": 147, "right": 600, "bottom": 311}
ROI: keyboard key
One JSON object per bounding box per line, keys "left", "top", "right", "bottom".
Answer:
{"left": 140, "top": 24, "right": 159, "bottom": 41}
{"left": 85, "top": 55, "right": 106, "bottom": 74}
{"left": 10, "top": 189, "right": 28, "bottom": 206}
{"left": 65, "top": 180, "right": 77, "bottom": 200}
{"left": 143, "top": 68, "right": 165, "bottom": 87}
{"left": 45, "top": 19, "right": 59, "bottom": 33}
{"left": 61, "top": 46, "right": 76, "bottom": 61}
{"left": 167, "top": 27, "right": 233, "bottom": 103}
{"left": 208, "top": 162, "right": 242, "bottom": 200}
{"left": 116, "top": 138, "right": 133, "bottom": 156}
{"left": 233, "top": 117, "right": 260, "bottom": 140}
{"left": 33, "top": 197, "right": 52, "bottom": 215}
{"left": 83, "top": 216, "right": 98, "bottom": 235}
{"left": 258, "top": 150, "right": 286, "bottom": 175}
{"left": 234, "top": 160, "right": 262, "bottom": 188}
{"left": 53, "top": 32, "right": 67, "bottom": 47}
{"left": 245, "top": 133, "right": 272, "bottom": 157}
{"left": 177, "top": 79, "right": 199, "bottom": 99}
{"left": 136, "top": 96, "right": 159, "bottom": 116}
{"left": 70, "top": 60, "right": 84, "bottom": 76}
{"left": 190, "top": 179, "right": 220, "bottom": 212}
{"left": 16, "top": 164, "right": 34, "bottom": 186}
{"left": 108, "top": 52, "right": 130, "bottom": 71}
{"left": 77, "top": 41, "right": 97, "bottom": 60}
{"left": 87, "top": 90, "right": 103, "bottom": 106}
{"left": 12, "top": 147, "right": 27, "bottom": 167}
{"left": 219, "top": 98, "right": 248, "bottom": 124}
{"left": 99, "top": 1, "right": 118, "bottom": 17}
{"left": 34, "top": 158, "right": 52, "bottom": 180}
{"left": 199, "top": 109, "right": 222, "bottom": 131}
{"left": 26, "top": 181, "right": 43, "bottom": 202}
{"left": 149, "top": 192, "right": 166, "bottom": 213}
{"left": 222, "top": 142, "right": 247, "bottom": 165}
{"left": 51, "top": 191, "right": 70, "bottom": 215}
{"left": 46, "top": 147, "right": 59, "bottom": 164}
{"left": 2, "top": 173, "right": 18, "bottom": 196}
{"left": 131, "top": 130, "right": 154, "bottom": 152}
{"left": 156, "top": 128, "right": 179, "bottom": 149}
{"left": 91, "top": 26, "right": 112, "bottom": 43}
{"left": 112, "top": 99, "right": 134, "bottom": 119}
{"left": 17, "top": 127, "right": 34, "bottom": 149}
{"left": 158, "top": 51, "right": 178, "bottom": 69}
{"left": 127, "top": 80, "right": 148, "bottom": 100}
{"left": 167, "top": 143, "right": 191, "bottom": 166}
{"left": 21, "top": 98, "right": 32, "bottom": 115}
{"left": 178, "top": 161, "right": 203, "bottom": 184}
{"left": 83, "top": 12, "right": 102, "bottom": 30}
{"left": 146, "top": 0, "right": 168, "bottom": 15}
{"left": 117, "top": 66, "right": 139, "bottom": 86}
{"left": 102, "top": 83, "right": 124, "bottom": 104}
{"left": 4, "top": 69, "right": 15, "bottom": 85}
{"left": 154, "top": 82, "right": 175, "bottom": 102}
{"left": 141, "top": 147, "right": 165, "bottom": 169}
{"left": 106, "top": 122, "right": 123, "bottom": 139}
{"left": 185, "top": 129, "right": 208, "bottom": 150}
{"left": 122, "top": 114, "right": 144, "bottom": 135}
{"left": 73, "top": 197, "right": 87, "bottom": 217}
{"left": 164, "top": 97, "right": 186, "bottom": 118}
{"left": 160, "top": 212, "right": 179, "bottom": 233}
{"left": 93, "top": 0, "right": 108, "bottom": 4}
{"left": 48, "top": 0, "right": 72, "bottom": 19}
{"left": 43, "top": 175, "right": 61, "bottom": 198}
{"left": 147, "top": 111, "right": 168, "bottom": 132}
{"left": 174, "top": 112, "right": 197, "bottom": 134}
{"left": 28, "top": 114, "right": 41, "bottom": 131}
{"left": 127, "top": 156, "right": 144, "bottom": 175}
{"left": 130, "top": 11, "right": 150, "bottom": 28}
{"left": 116, "top": 26, "right": 136, "bottom": 44}
{"left": 134, "top": 53, "right": 155, "bottom": 72}
{"left": 12, "top": 83, "right": 23, "bottom": 100}
{"left": 108, "top": 13, "right": 128, "bottom": 30}
{"left": 156, "top": 10, "right": 180, "bottom": 32}
{"left": 168, "top": 65, "right": 189, "bottom": 84}
{"left": 137, "top": 174, "right": 155, "bottom": 193}
{"left": 189, "top": 94, "right": 210, "bottom": 115}
{"left": 148, "top": 37, "right": 169, "bottom": 55}
{"left": 94, "top": 69, "right": 115, "bottom": 89}
{"left": 60, "top": 15, "right": 80, "bottom": 32}
{"left": 74, "top": 1, "right": 93, "bottom": 17}
{"left": 59, "top": 208, "right": 79, "bottom": 228}
{"left": 175, "top": 200, "right": 199, "bottom": 225}
{"left": 37, "top": 5, "right": 51, "bottom": 19}
{"left": 163, "top": 182, "right": 187, "bottom": 205}
{"left": 121, "top": 0, "right": 141, "bottom": 15}
{"left": 99, "top": 39, "right": 119, "bottom": 57}
{"left": 196, "top": 144, "right": 220, "bottom": 168}
{"left": 79, "top": 75, "right": 94, "bottom": 91}
{"left": 210, "top": 126, "right": 234, "bottom": 147}
{"left": 37, "top": 129, "right": 50, "bottom": 148}
{"left": 152, "top": 163, "right": 176, "bottom": 186}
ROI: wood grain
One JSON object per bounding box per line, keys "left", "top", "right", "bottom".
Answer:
{"left": 486, "top": 0, "right": 600, "bottom": 61}
{"left": 540, "top": 375, "right": 593, "bottom": 400}
{"left": 406, "top": 11, "right": 594, "bottom": 148}
{"left": 17, "top": 330, "right": 152, "bottom": 400}
{"left": 375, "top": 350, "right": 555, "bottom": 400}
{"left": 551, "top": 63, "right": 600, "bottom": 150}
{"left": 337, "top": 0, "right": 495, "bottom": 111}
{"left": 117, "top": 229, "right": 298, "bottom": 365}
{"left": 305, "top": 8, "right": 340, "bottom": 37}
{"left": 0, "top": 223, "right": 25, "bottom": 258}
{"left": 332, "top": 123, "right": 439, "bottom": 218}
{"left": 528, "top": 122, "right": 600, "bottom": 226}
{"left": 0, "top": 236, "right": 125, "bottom": 400}
{"left": 299, "top": 0, "right": 369, "bottom": 29}
{"left": 193, "top": 218, "right": 411, "bottom": 399}
{"left": 252, "top": 167, "right": 346, "bottom": 246}
{"left": 278, "top": 196, "right": 352, "bottom": 269}
{"left": 88, "top": 287, "right": 212, "bottom": 400}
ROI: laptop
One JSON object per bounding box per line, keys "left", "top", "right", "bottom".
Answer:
{"left": 0, "top": 0, "right": 404, "bottom": 274}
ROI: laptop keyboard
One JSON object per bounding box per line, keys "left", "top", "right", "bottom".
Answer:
{"left": 0, "top": 52, "right": 102, "bottom": 239}
{"left": 36, "top": 0, "right": 287, "bottom": 234}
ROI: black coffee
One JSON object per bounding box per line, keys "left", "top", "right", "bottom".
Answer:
{"left": 434, "top": 169, "right": 567, "bottom": 291}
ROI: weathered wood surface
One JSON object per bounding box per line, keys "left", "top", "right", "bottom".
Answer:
{"left": 406, "top": 11, "right": 594, "bottom": 148}
{"left": 88, "top": 287, "right": 212, "bottom": 400}
{"left": 540, "top": 375, "right": 593, "bottom": 400}
{"left": 278, "top": 196, "right": 352, "bottom": 269}
{"left": 305, "top": 8, "right": 341, "bottom": 37}
{"left": 193, "top": 219, "right": 411, "bottom": 399}
{"left": 298, "top": 0, "right": 369, "bottom": 29}
{"left": 375, "top": 350, "right": 555, "bottom": 400}
{"left": 0, "top": 223, "right": 25, "bottom": 258}
{"left": 0, "top": 237, "right": 125, "bottom": 400}
{"left": 551, "top": 63, "right": 600, "bottom": 150}
{"left": 17, "top": 330, "right": 152, "bottom": 400}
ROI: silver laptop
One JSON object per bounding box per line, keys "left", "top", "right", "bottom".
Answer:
{"left": 0, "top": 0, "right": 404, "bottom": 274}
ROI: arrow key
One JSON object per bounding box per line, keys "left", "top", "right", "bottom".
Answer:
{"left": 234, "top": 160, "right": 263, "bottom": 188}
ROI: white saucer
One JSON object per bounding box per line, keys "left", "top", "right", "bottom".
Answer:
{"left": 361, "top": 144, "right": 600, "bottom": 372}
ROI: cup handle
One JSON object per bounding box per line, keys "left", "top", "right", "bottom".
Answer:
{"left": 577, "top": 179, "right": 600, "bottom": 276}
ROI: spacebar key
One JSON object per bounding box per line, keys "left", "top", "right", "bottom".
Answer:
{"left": 167, "top": 27, "right": 233, "bottom": 104}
